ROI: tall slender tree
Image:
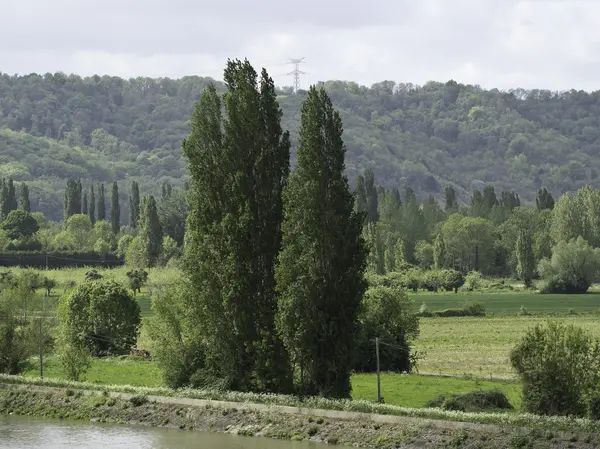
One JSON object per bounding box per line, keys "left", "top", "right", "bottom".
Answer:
{"left": 129, "top": 181, "right": 140, "bottom": 228}
{"left": 82, "top": 190, "right": 88, "bottom": 217}
{"left": 363, "top": 168, "right": 379, "bottom": 223}
{"left": 89, "top": 184, "right": 96, "bottom": 224}
{"left": 536, "top": 187, "right": 555, "bottom": 211}
{"left": 19, "top": 182, "right": 31, "bottom": 212}
{"left": 182, "top": 59, "right": 293, "bottom": 393}
{"left": 0, "top": 179, "right": 8, "bottom": 219}
{"left": 516, "top": 230, "right": 535, "bottom": 288}
{"left": 275, "top": 86, "right": 368, "bottom": 398}
{"left": 97, "top": 183, "right": 106, "bottom": 221}
{"left": 110, "top": 182, "right": 120, "bottom": 234}
{"left": 64, "top": 179, "right": 82, "bottom": 219}
{"left": 139, "top": 195, "right": 162, "bottom": 267}
{"left": 444, "top": 185, "right": 458, "bottom": 211}
{"left": 6, "top": 178, "right": 18, "bottom": 214}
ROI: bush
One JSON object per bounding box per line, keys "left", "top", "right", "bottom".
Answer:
{"left": 59, "top": 280, "right": 141, "bottom": 357}
{"left": 85, "top": 269, "right": 103, "bottom": 281}
{"left": 148, "top": 281, "right": 207, "bottom": 389}
{"left": 0, "top": 282, "right": 39, "bottom": 374}
{"left": 126, "top": 269, "right": 148, "bottom": 296}
{"left": 1, "top": 210, "right": 39, "bottom": 240}
{"left": 58, "top": 343, "right": 92, "bottom": 381}
{"left": 539, "top": 237, "right": 600, "bottom": 294}
{"left": 353, "top": 286, "right": 420, "bottom": 373}
{"left": 464, "top": 271, "right": 486, "bottom": 291}
{"left": 426, "top": 389, "right": 513, "bottom": 412}
{"left": 417, "top": 302, "right": 485, "bottom": 318}
{"left": 510, "top": 320, "right": 600, "bottom": 416}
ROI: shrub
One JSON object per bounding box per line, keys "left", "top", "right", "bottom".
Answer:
{"left": 85, "top": 269, "right": 103, "bottom": 281}
{"left": 510, "top": 320, "right": 600, "bottom": 416}
{"left": 126, "top": 269, "right": 148, "bottom": 296}
{"left": 148, "top": 282, "right": 207, "bottom": 389}
{"left": 464, "top": 271, "right": 485, "bottom": 291}
{"left": 58, "top": 343, "right": 92, "bottom": 381}
{"left": 59, "top": 280, "right": 141, "bottom": 357}
{"left": 353, "top": 286, "right": 420, "bottom": 373}
{"left": 539, "top": 237, "right": 600, "bottom": 294}
{"left": 426, "top": 390, "right": 513, "bottom": 412}
{"left": 42, "top": 277, "right": 57, "bottom": 296}
{"left": 0, "top": 282, "right": 38, "bottom": 374}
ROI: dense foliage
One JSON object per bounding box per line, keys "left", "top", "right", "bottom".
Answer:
{"left": 7, "top": 73, "right": 600, "bottom": 219}
{"left": 58, "top": 280, "right": 141, "bottom": 357}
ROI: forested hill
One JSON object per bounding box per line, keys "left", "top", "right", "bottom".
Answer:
{"left": 2, "top": 72, "right": 600, "bottom": 220}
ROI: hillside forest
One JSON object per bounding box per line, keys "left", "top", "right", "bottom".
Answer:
{"left": 4, "top": 73, "right": 600, "bottom": 221}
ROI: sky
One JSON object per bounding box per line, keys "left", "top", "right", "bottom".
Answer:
{"left": 2, "top": 0, "right": 600, "bottom": 91}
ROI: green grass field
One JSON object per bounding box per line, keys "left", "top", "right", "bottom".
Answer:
{"left": 22, "top": 356, "right": 520, "bottom": 409}
{"left": 415, "top": 315, "right": 600, "bottom": 377}
{"left": 411, "top": 291, "right": 600, "bottom": 315}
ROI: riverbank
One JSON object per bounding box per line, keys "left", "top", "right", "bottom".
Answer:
{"left": 1, "top": 381, "right": 599, "bottom": 448}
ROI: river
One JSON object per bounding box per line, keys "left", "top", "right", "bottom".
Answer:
{"left": 0, "top": 415, "right": 343, "bottom": 448}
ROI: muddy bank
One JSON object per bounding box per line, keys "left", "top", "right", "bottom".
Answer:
{"left": 0, "top": 384, "right": 596, "bottom": 448}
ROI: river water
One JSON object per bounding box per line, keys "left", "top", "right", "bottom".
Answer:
{"left": 0, "top": 415, "right": 340, "bottom": 449}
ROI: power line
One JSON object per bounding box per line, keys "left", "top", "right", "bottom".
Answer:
{"left": 287, "top": 58, "right": 308, "bottom": 94}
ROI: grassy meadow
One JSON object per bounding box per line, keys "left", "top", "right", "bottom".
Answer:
{"left": 13, "top": 265, "right": 600, "bottom": 410}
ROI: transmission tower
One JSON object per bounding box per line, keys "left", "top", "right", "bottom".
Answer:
{"left": 287, "top": 57, "right": 307, "bottom": 94}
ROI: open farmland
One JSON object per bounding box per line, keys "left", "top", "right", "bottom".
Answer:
{"left": 414, "top": 315, "right": 600, "bottom": 377}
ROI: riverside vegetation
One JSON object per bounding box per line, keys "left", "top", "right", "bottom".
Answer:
{"left": 5, "top": 60, "right": 600, "bottom": 447}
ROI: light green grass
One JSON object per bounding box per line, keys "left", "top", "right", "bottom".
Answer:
{"left": 351, "top": 373, "right": 520, "bottom": 408}
{"left": 415, "top": 315, "right": 600, "bottom": 377}
{"left": 411, "top": 291, "right": 600, "bottom": 315}
{"left": 22, "top": 356, "right": 519, "bottom": 409}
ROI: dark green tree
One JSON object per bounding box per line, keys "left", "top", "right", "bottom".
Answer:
{"left": 110, "top": 182, "right": 120, "bottom": 234}
{"left": 536, "top": 188, "right": 555, "bottom": 211}
{"left": 516, "top": 229, "right": 535, "bottom": 288}
{"left": 82, "top": 190, "right": 88, "bottom": 217}
{"left": 363, "top": 168, "right": 379, "bottom": 223}
{"left": 89, "top": 184, "right": 96, "bottom": 224}
{"left": 275, "top": 86, "right": 368, "bottom": 398}
{"left": 5, "top": 178, "right": 18, "bottom": 214}
{"left": 129, "top": 181, "right": 140, "bottom": 228}
{"left": 139, "top": 195, "right": 162, "bottom": 267}
{"left": 64, "top": 179, "right": 82, "bottom": 220}
{"left": 97, "top": 183, "right": 106, "bottom": 221}
{"left": 354, "top": 174, "right": 367, "bottom": 215}
{"left": 444, "top": 185, "right": 458, "bottom": 211}
{"left": 182, "top": 60, "right": 293, "bottom": 393}
{"left": 1, "top": 210, "right": 39, "bottom": 239}
{"left": 0, "top": 179, "right": 7, "bottom": 219}
{"left": 19, "top": 183, "right": 30, "bottom": 213}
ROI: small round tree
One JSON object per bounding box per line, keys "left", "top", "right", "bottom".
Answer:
{"left": 1, "top": 210, "right": 39, "bottom": 240}
{"left": 59, "top": 280, "right": 141, "bottom": 357}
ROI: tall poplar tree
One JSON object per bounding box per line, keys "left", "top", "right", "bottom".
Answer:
{"left": 182, "top": 59, "right": 292, "bottom": 393}
{"left": 111, "top": 182, "right": 120, "bottom": 234}
{"left": 19, "top": 183, "right": 31, "bottom": 212}
{"left": 363, "top": 168, "right": 379, "bottom": 223}
{"left": 0, "top": 179, "right": 9, "bottom": 219}
{"left": 129, "top": 181, "right": 140, "bottom": 228}
{"left": 275, "top": 86, "right": 368, "bottom": 398}
{"left": 97, "top": 183, "right": 106, "bottom": 221}
{"left": 89, "top": 184, "right": 96, "bottom": 224}
{"left": 6, "top": 178, "right": 18, "bottom": 214}
{"left": 64, "top": 179, "right": 82, "bottom": 219}
{"left": 139, "top": 195, "right": 162, "bottom": 266}
{"left": 82, "top": 190, "right": 88, "bottom": 217}
{"left": 516, "top": 230, "right": 535, "bottom": 288}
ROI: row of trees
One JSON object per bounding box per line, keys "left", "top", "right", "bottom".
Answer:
{"left": 0, "top": 178, "right": 31, "bottom": 219}
{"left": 151, "top": 60, "right": 368, "bottom": 398}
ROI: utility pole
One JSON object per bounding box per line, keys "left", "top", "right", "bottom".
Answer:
{"left": 376, "top": 337, "right": 381, "bottom": 403}
{"left": 39, "top": 292, "right": 46, "bottom": 378}
{"left": 287, "top": 58, "right": 307, "bottom": 94}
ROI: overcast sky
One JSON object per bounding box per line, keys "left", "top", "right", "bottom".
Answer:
{"left": 2, "top": 0, "right": 599, "bottom": 91}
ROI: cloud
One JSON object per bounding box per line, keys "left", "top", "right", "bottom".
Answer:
{"left": 2, "top": 0, "right": 600, "bottom": 91}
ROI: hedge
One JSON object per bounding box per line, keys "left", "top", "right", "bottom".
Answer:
{"left": 0, "top": 252, "right": 124, "bottom": 269}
